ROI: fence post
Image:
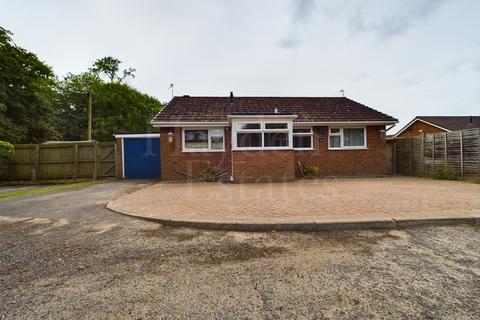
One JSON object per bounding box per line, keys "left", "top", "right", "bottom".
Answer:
{"left": 432, "top": 134, "right": 435, "bottom": 170}
{"left": 93, "top": 142, "right": 98, "bottom": 180}
{"left": 32, "top": 144, "right": 40, "bottom": 181}
{"left": 409, "top": 137, "right": 413, "bottom": 175}
{"left": 73, "top": 143, "right": 79, "bottom": 180}
{"left": 460, "top": 130, "right": 464, "bottom": 179}
{"left": 420, "top": 132, "right": 425, "bottom": 176}
{"left": 393, "top": 141, "right": 397, "bottom": 175}
{"left": 444, "top": 132, "right": 448, "bottom": 165}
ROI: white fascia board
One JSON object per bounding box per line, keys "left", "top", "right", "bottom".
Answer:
{"left": 393, "top": 118, "right": 450, "bottom": 137}
{"left": 228, "top": 115, "right": 298, "bottom": 120}
{"left": 151, "top": 121, "right": 229, "bottom": 127}
{"left": 295, "top": 121, "right": 397, "bottom": 126}
{"left": 114, "top": 133, "right": 161, "bottom": 138}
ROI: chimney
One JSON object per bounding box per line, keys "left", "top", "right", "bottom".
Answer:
{"left": 229, "top": 91, "right": 234, "bottom": 104}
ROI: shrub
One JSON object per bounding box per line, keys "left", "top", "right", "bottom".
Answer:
{"left": 304, "top": 165, "right": 319, "bottom": 176}
{"left": 0, "top": 141, "right": 14, "bottom": 179}
{"left": 469, "top": 175, "right": 480, "bottom": 184}
{"left": 200, "top": 168, "right": 217, "bottom": 182}
{"left": 428, "top": 164, "right": 457, "bottom": 181}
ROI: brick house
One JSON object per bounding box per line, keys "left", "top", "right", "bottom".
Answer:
{"left": 147, "top": 93, "right": 397, "bottom": 182}
{"left": 394, "top": 116, "right": 480, "bottom": 138}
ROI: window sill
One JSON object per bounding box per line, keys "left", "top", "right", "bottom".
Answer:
{"left": 232, "top": 147, "right": 293, "bottom": 151}
{"left": 328, "top": 147, "right": 368, "bottom": 151}
{"left": 182, "top": 149, "right": 225, "bottom": 153}
{"left": 294, "top": 148, "right": 314, "bottom": 151}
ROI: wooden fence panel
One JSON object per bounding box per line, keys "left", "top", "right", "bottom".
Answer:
{"left": 390, "top": 128, "right": 480, "bottom": 177}
{"left": 7, "top": 141, "right": 116, "bottom": 181}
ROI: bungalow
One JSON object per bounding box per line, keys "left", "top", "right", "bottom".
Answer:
{"left": 138, "top": 93, "right": 397, "bottom": 182}
{"left": 393, "top": 116, "right": 480, "bottom": 138}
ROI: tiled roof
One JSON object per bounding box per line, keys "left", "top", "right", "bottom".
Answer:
{"left": 416, "top": 116, "right": 480, "bottom": 131}
{"left": 152, "top": 96, "right": 397, "bottom": 123}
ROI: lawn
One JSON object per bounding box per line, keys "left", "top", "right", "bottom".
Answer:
{"left": 0, "top": 181, "right": 99, "bottom": 199}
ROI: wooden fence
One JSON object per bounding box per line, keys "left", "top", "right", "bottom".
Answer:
{"left": 7, "top": 141, "right": 116, "bottom": 181}
{"left": 391, "top": 128, "right": 480, "bottom": 177}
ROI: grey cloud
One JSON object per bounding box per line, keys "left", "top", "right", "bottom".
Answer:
{"left": 349, "top": 0, "right": 447, "bottom": 40}
{"left": 292, "top": 0, "right": 316, "bottom": 23}
{"left": 279, "top": 0, "right": 317, "bottom": 49}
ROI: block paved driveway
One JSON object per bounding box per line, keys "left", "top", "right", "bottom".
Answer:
{"left": 109, "top": 177, "right": 480, "bottom": 223}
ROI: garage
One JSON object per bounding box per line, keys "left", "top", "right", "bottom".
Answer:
{"left": 115, "top": 134, "right": 161, "bottom": 179}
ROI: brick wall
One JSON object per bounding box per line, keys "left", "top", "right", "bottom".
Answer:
{"left": 159, "top": 125, "right": 390, "bottom": 181}
{"left": 160, "top": 127, "right": 231, "bottom": 180}
{"left": 396, "top": 120, "right": 445, "bottom": 138}
{"left": 295, "top": 126, "right": 389, "bottom": 176}
{"left": 232, "top": 150, "right": 295, "bottom": 183}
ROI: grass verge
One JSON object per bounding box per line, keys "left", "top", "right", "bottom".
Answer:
{"left": 0, "top": 181, "right": 100, "bottom": 199}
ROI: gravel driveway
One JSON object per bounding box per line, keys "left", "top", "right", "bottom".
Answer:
{"left": 0, "top": 181, "right": 479, "bottom": 319}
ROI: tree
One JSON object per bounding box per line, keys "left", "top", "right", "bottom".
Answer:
{"left": 54, "top": 73, "right": 163, "bottom": 141}
{"left": 89, "top": 56, "right": 136, "bottom": 83}
{"left": 0, "top": 27, "right": 58, "bottom": 143}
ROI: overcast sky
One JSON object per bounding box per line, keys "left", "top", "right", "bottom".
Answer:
{"left": 2, "top": 0, "right": 479, "bottom": 132}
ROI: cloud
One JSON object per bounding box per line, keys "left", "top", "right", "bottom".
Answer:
{"left": 348, "top": 0, "right": 447, "bottom": 40}
{"left": 292, "top": 0, "right": 316, "bottom": 23}
{"left": 279, "top": 0, "right": 317, "bottom": 49}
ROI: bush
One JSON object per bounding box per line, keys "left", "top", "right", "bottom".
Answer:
{"left": 304, "top": 165, "right": 319, "bottom": 176}
{"left": 200, "top": 168, "right": 217, "bottom": 182}
{"left": 0, "top": 141, "right": 14, "bottom": 179}
{"left": 428, "top": 164, "right": 457, "bottom": 181}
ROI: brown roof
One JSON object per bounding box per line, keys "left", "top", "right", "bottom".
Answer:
{"left": 152, "top": 96, "right": 397, "bottom": 123}
{"left": 416, "top": 116, "right": 480, "bottom": 131}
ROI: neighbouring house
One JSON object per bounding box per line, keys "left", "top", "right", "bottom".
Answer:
{"left": 116, "top": 93, "right": 394, "bottom": 182}
{"left": 393, "top": 116, "right": 480, "bottom": 138}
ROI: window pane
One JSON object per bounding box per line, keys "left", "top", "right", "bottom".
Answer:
{"left": 343, "top": 128, "right": 365, "bottom": 147}
{"left": 265, "top": 123, "right": 288, "bottom": 129}
{"left": 210, "top": 129, "right": 224, "bottom": 150}
{"left": 264, "top": 132, "right": 288, "bottom": 147}
{"left": 330, "top": 128, "right": 340, "bottom": 134}
{"left": 330, "top": 136, "right": 341, "bottom": 148}
{"left": 293, "top": 128, "right": 311, "bottom": 134}
{"left": 185, "top": 130, "right": 208, "bottom": 149}
{"left": 293, "top": 136, "right": 311, "bottom": 148}
{"left": 238, "top": 123, "right": 260, "bottom": 130}
{"left": 237, "top": 132, "right": 261, "bottom": 147}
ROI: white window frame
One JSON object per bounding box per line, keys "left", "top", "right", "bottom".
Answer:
{"left": 182, "top": 127, "right": 225, "bottom": 152}
{"left": 328, "top": 127, "right": 367, "bottom": 150}
{"left": 232, "top": 120, "right": 293, "bottom": 150}
{"left": 293, "top": 127, "right": 314, "bottom": 150}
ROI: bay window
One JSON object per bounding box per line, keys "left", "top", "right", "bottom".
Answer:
{"left": 233, "top": 121, "right": 292, "bottom": 150}
{"left": 183, "top": 128, "right": 225, "bottom": 152}
{"left": 293, "top": 128, "right": 313, "bottom": 149}
{"left": 329, "top": 127, "right": 366, "bottom": 149}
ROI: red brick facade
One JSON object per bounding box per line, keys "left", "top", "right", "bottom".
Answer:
{"left": 232, "top": 150, "right": 295, "bottom": 183}
{"left": 160, "top": 127, "right": 231, "bottom": 180}
{"left": 294, "top": 126, "right": 389, "bottom": 176}
{"left": 396, "top": 120, "right": 445, "bottom": 138}
{"left": 159, "top": 125, "right": 389, "bottom": 182}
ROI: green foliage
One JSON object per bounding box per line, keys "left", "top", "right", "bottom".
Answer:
{"left": 89, "top": 56, "right": 135, "bottom": 83}
{"left": 469, "top": 175, "right": 480, "bottom": 184}
{"left": 0, "top": 140, "right": 14, "bottom": 178}
{"left": 54, "top": 77, "right": 163, "bottom": 141}
{"left": 201, "top": 168, "right": 217, "bottom": 182}
{"left": 304, "top": 165, "right": 319, "bottom": 176}
{"left": 0, "top": 181, "right": 98, "bottom": 199}
{"left": 0, "top": 27, "right": 58, "bottom": 143}
{"left": 428, "top": 164, "right": 457, "bottom": 181}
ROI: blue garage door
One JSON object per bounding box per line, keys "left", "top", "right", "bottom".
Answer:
{"left": 123, "top": 138, "right": 160, "bottom": 179}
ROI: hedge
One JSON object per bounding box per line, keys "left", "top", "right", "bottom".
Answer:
{"left": 0, "top": 141, "right": 14, "bottom": 179}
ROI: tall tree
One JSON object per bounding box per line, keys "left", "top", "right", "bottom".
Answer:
{"left": 0, "top": 27, "right": 58, "bottom": 143}
{"left": 89, "top": 56, "right": 136, "bottom": 83}
{"left": 54, "top": 71, "right": 163, "bottom": 141}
